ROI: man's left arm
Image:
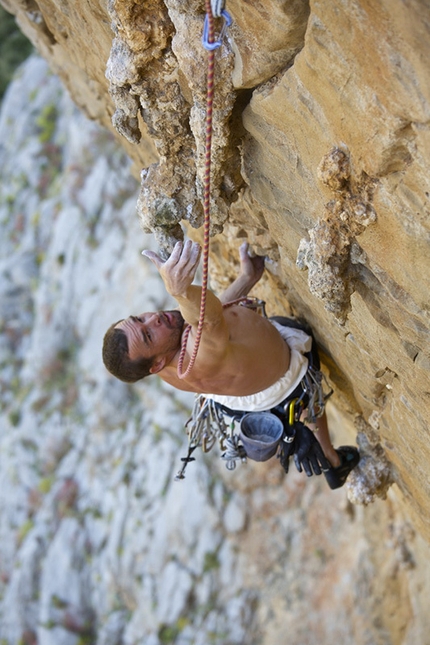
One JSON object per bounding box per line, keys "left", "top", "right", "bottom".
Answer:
{"left": 219, "top": 242, "right": 265, "bottom": 304}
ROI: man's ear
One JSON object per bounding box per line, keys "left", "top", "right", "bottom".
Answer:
{"left": 149, "top": 356, "right": 167, "bottom": 374}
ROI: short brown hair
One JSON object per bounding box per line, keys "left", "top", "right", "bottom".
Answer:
{"left": 102, "top": 321, "right": 154, "bottom": 383}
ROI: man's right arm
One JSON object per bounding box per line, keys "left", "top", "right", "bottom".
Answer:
{"left": 142, "top": 240, "right": 224, "bottom": 328}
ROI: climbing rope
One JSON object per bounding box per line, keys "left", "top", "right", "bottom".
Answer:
{"left": 177, "top": 1, "right": 232, "bottom": 379}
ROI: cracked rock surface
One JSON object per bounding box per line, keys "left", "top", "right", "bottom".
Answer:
{"left": 1, "top": 55, "right": 430, "bottom": 645}
{"left": 2, "top": 0, "right": 430, "bottom": 638}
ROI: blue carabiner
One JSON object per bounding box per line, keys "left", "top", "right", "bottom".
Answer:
{"left": 202, "top": 9, "right": 232, "bottom": 51}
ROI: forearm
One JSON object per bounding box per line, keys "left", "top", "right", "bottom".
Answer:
{"left": 219, "top": 273, "right": 257, "bottom": 305}
{"left": 176, "top": 285, "right": 224, "bottom": 326}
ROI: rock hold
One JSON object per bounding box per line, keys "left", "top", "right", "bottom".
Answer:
{"left": 297, "top": 147, "right": 378, "bottom": 323}
{"left": 346, "top": 432, "right": 394, "bottom": 505}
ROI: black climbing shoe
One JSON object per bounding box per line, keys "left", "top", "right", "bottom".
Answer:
{"left": 323, "top": 446, "right": 360, "bottom": 490}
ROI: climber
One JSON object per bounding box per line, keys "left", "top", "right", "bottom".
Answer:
{"left": 102, "top": 240, "right": 359, "bottom": 487}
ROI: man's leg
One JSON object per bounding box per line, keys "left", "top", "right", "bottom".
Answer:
{"left": 270, "top": 315, "right": 357, "bottom": 478}
{"left": 303, "top": 411, "right": 341, "bottom": 468}
{"left": 306, "top": 410, "right": 361, "bottom": 489}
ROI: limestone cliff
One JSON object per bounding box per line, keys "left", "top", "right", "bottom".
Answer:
{"left": 1, "top": 0, "right": 430, "bottom": 643}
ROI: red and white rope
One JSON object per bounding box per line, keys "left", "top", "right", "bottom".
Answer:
{"left": 177, "top": 1, "right": 217, "bottom": 379}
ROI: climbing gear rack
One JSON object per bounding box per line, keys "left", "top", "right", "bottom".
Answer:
{"left": 175, "top": 395, "right": 247, "bottom": 480}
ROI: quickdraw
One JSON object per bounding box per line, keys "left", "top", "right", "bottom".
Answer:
{"left": 175, "top": 395, "right": 247, "bottom": 480}
{"left": 295, "top": 365, "right": 333, "bottom": 423}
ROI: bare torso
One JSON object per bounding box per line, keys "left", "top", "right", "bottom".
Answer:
{"left": 159, "top": 306, "right": 290, "bottom": 396}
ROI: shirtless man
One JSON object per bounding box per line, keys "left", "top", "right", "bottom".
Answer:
{"left": 103, "top": 240, "right": 359, "bottom": 486}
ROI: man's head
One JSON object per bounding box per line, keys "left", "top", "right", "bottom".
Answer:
{"left": 102, "top": 310, "right": 184, "bottom": 383}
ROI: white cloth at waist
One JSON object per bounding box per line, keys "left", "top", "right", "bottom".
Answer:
{"left": 201, "top": 321, "right": 312, "bottom": 412}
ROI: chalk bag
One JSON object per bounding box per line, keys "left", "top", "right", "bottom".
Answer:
{"left": 239, "top": 412, "right": 284, "bottom": 462}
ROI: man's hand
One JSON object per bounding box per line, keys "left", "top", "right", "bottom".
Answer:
{"left": 293, "top": 422, "right": 331, "bottom": 477}
{"left": 278, "top": 425, "right": 296, "bottom": 474}
{"left": 142, "top": 240, "right": 201, "bottom": 299}
{"left": 238, "top": 242, "right": 265, "bottom": 287}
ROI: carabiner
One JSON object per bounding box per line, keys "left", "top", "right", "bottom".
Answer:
{"left": 202, "top": 9, "right": 232, "bottom": 51}
{"left": 288, "top": 398, "right": 297, "bottom": 426}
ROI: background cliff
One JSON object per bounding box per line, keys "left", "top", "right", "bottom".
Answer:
{"left": 1, "top": 1, "right": 430, "bottom": 644}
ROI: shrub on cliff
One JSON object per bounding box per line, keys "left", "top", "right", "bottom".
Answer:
{"left": 0, "top": 6, "right": 33, "bottom": 100}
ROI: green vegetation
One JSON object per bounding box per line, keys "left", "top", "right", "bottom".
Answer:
{"left": 51, "top": 594, "right": 68, "bottom": 609}
{"left": 158, "top": 617, "right": 191, "bottom": 644}
{"left": 158, "top": 624, "right": 180, "bottom": 644}
{"left": 35, "top": 103, "right": 58, "bottom": 143}
{"left": 203, "top": 550, "right": 220, "bottom": 572}
{"left": 17, "top": 518, "right": 34, "bottom": 544}
{"left": 8, "top": 409, "right": 21, "bottom": 426}
{"left": 0, "top": 6, "right": 33, "bottom": 100}
{"left": 38, "top": 476, "right": 55, "bottom": 494}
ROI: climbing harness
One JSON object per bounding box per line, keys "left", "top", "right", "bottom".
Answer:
{"left": 175, "top": 367, "right": 333, "bottom": 480}
{"left": 177, "top": 0, "right": 232, "bottom": 379}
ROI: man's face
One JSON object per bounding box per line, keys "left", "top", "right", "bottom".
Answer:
{"left": 115, "top": 310, "right": 184, "bottom": 370}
